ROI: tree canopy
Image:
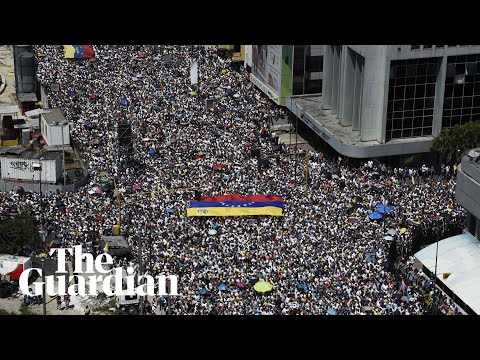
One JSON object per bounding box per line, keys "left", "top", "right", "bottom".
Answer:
{"left": 431, "top": 121, "right": 480, "bottom": 164}
{"left": 0, "top": 214, "right": 36, "bottom": 255}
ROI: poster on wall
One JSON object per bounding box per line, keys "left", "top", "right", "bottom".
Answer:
{"left": 252, "top": 45, "right": 282, "bottom": 96}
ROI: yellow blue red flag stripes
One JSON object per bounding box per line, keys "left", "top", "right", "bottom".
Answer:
{"left": 187, "top": 194, "right": 284, "bottom": 217}
{"left": 64, "top": 45, "right": 95, "bottom": 59}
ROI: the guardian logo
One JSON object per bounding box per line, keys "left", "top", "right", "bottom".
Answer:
{"left": 18, "top": 246, "right": 178, "bottom": 297}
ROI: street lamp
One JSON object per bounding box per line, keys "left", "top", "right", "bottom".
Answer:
{"left": 432, "top": 215, "right": 442, "bottom": 315}
{"left": 41, "top": 258, "right": 46, "bottom": 316}
{"left": 32, "top": 158, "right": 45, "bottom": 253}
{"left": 55, "top": 121, "right": 69, "bottom": 187}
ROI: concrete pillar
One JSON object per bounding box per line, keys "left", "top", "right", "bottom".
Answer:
{"left": 352, "top": 55, "right": 364, "bottom": 132}
{"left": 322, "top": 45, "right": 333, "bottom": 110}
{"left": 340, "top": 47, "right": 355, "bottom": 127}
{"left": 433, "top": 55, "right": 447, "bottom": 136}
{"left": 360, "top": 46, "right": 389, "bottom": 142}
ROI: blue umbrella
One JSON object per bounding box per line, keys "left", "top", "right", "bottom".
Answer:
{"left": 376, "top": 202, "right": 393, "bottom": 214}
{"left": 166, "top": 208, "right": 174, "bottom": 214}
{"left": 68, "top": 90, "right": 76, "bottom": 97}
{"left": 297, "top": 284, "right": 308, "bottom": 291}
{"left": 218, "top": 284, "right": 228, "bottom": 291}
{"left": 120, "top": 98, "right": 129, "bottom": 106}
{"left": 368, "top": 212, "right": 384, "bottom": 220}
{"left": 225, "top": 88, "right": 233, "bottom": 95}
{"left": 149, "top": 148, "right": 156, "bottom": 156}
{"left": 83, "top": 120, "right": 91, "bottom": 127}
{"left": 384, "top": 235, "right": 394, "bottom": 241}
{"left": 327, "top": 309, "right": 337, "bottom": 315}
{"left": 199, "top": 288, "right": 208, "bottom": 295}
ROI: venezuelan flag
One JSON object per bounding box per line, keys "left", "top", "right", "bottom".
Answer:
{"left": 64, "top": 45, "right": 95, "bottom": 59}
{"left": 187, "top": 194, "right": 284, "bottom": 217}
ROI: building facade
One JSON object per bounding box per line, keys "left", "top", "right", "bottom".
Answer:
{"left": 250, "top": 45, "right": 323, "bottom": 106}
{"left": 456, "top": 148, "right": 480, "bottom": 240}
{"left": 249, "top": 45, "right": 480, "bottom": 158}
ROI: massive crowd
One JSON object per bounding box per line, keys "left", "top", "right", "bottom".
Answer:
{"left": 0, "top": 45, "right": 466, "bottom": 314}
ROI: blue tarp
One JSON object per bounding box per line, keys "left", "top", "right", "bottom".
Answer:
{"left": 376, "top": 202, "right": 393, "bottom": 214}
{"left": 368, "top": 212, "right": 384, "bottom": 220}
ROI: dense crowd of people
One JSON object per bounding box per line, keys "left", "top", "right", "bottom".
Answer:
{"left": 0, "top": 45, "right": 466, "bottom": 314}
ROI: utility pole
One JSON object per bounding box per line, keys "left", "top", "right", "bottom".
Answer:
{"left": 432, "top": 218, "right": 441, "bottom": 315}
{"left": 305, "top": 151, "right": 309, "bottom": 195}
{"left": 41, "top": 259, "right": 46, "bottom": 315}
{"left": 61, "top": 122, "right": 67, "bottom": 187}
{"left": 138, "top": 233, "right": 143, "bottom": 315}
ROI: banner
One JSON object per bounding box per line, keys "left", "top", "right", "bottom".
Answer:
{"left": 190, "top": 61, "right": 198, "bottom": 85}
{"left": 187, "top": 194, "right": 284, "bottom": 217}
{"left": 64, "top": 45, "right": 95, "bottom": 59}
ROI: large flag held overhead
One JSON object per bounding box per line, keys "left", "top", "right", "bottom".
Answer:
{"left": 187, "top": 194, "right": 284, "bottom": 217}
{"left": 64, "top": 45, "right": 95, "bottom": 59}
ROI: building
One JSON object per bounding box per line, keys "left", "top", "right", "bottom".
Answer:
{"left": 456, "top": 148, "right": 480, "bottom": 239}
{"left": 40, "top": 108, "right": 70, "bottom": 147}
{"left": 414, "top": 149, "right": 480, "bottom": 315}
{"left": 217, "top": 45, "right": 247, "bottom": 71}
{"left": 250, "top": 45, "right": 324, "bottom": 107}
{"left": 251, "top": 45, "right": 480, "bottom": 158}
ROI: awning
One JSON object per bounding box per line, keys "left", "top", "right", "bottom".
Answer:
{"left": 415, "top": 232, "right": 480, "bottom": 314}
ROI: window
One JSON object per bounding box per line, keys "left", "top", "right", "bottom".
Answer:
{"left": 386, "top": 57, "right": 439, "bottom": 141}
{"left": 442, "top": 55, "right": 480, "bottom": 128}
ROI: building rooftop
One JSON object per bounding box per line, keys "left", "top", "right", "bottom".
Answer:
{"left": 288, "top": 95, "right": 434, "bottom": 158}
{"left": 17, "top": 92, "right": 37, "bottom": 102}
{"left": 41, "top": 108, "right": 66, "bottom": 125}
{"left": 1, "top": 150, "right": 62, "bottom": 160}
{"left": 461, "top": 147, "right": 480, "bottom": 184}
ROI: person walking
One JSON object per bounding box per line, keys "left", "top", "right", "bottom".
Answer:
{"left": 56, "top": 295, "right": 62, "bottom": 310}
{"left": 84, "top": 305, "right": 91, "bottom": 315}
{"left": 64, "top": 294, "right": 70, "bottom": 309}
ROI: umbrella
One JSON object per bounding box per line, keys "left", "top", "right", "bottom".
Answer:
{"left": 327, "top": 309, "right": 337, "bottom": 315}
{"left": 89, "top": 94, "right": 97, "bottom": 99}
{"left": 166, "top": 208, "right": 174, "bottom": 214}
{"left": 347, "top": 217, "right": 359, "bottom": 224}
{"left": 297, "top": 284, "right": 308, "bottom": 291}
{"left": 368, "top": 212, "right": 383, "bottom": 220}
{"left": 377, "top": 202, "right": 393, "bottom": 214}
{"left": 138, "top": 53, "right": 146, "bottom": 58}
{"left": 83, "top": 120, "right": 91, "bottom": 127}
{"left": 120, "top": 99, "right": 129, "bottom": 106}
{"left": 218, "top": 284, "right": 228, "bottom": 291}
{"left": 387, "top": 228, "right": 397, "bottom": 236}
{"left": 208, "top": 229, "right": 217, "bottom": 235}
{"left": 213, "top": 164, "right": 227, "bottom": 171}
{"left": 198, "top": 288, "right": 208, "bottom": 295}
{"left": 142, "top": 137, "right": 151, "bottom": 142}
{"left": 400, "top": 228, "right": 407, "bottom": 234}
{"left": 68, "top": 90, "right": 76, "bottom": 97}
{"left": 149, "top": 148, "right": 156, "bottom": 156}
{"left": 233, "top": 93, "right": 240, "bottom": 98}
{"left": 253, "top": 281, "right": 273, "bottom": 294}
{"left": 235, "top": 282, "right": 246, "bottom": 288}
{"left": 384, "top": 235, "right": 394, "bottom": 241}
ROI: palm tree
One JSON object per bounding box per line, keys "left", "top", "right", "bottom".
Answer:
{"left": 431, "top": 121, "right": 480, "bottom": 165}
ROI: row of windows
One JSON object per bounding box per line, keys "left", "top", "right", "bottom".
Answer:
{"left": 442, "top": 55, "right": 480, "bottom": 129}
{"left": 386, "top": 127, "right": 433, "bottom": 139}
{"left": 387, "top": 117, "right": 433, "bottom": 130}
{"left": 442, "top": 113, "right": 480, "bottom": 128}
{"left": 388, "top": 84, "right": 436, "bottom": 100}
{"left": 386, "top": 58, "right": 438, "bottom": 140}
{"left": 411, "top": 45, "right": 471, "bottom": 50}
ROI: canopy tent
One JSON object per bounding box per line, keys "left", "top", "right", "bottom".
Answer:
{"left": 415, "top": 233, "right": 480, "bottom": 314}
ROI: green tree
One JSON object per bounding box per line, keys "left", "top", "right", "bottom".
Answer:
{"left": 0, "top": 213, "right": 36, "bottom": 255}
{"left": 431, "top": 121, "right": 480, "bottom": 164}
